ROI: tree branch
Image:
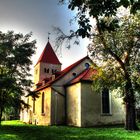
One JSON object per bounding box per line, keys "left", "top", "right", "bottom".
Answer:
{"left": 95, "top": 16, "right": 126, "bottom": 72}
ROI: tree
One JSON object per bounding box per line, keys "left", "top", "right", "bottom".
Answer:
{"left": 90, "top": 14, "right": 140, "bottom": 130}
{"left": 58, "top": 0, "right": 140, "bottom": 130}
{"left": 0, "top": 31, "right": 36, "bottom": 124}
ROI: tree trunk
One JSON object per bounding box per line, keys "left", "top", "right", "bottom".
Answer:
{"left": 124, "top": 77, "right": 139, "bottom": 130}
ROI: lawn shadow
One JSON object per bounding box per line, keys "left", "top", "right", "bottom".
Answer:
{"left": 0, "top": 124, "right": 138, "bottom": 140}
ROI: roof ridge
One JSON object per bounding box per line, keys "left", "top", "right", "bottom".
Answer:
{"left": 61, "top": 55, "right": 89, "bottom": 72}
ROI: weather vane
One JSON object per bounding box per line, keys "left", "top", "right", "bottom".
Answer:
{"left": 48, "top": 32, "right": 51, "bottom": 42}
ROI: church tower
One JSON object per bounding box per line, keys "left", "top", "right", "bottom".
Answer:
{"left": 34, "top": 41, "right": 61, "bottom": 86}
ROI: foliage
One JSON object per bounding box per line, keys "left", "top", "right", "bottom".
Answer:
{"left": 90, "top": 14, "right": 140, "bottom": 92}
{"left": 58, "top": 0, "right": 140, "bottom": 130}
{"left": 0, "top": 120, "right": 140, "bottom": 140}
{"left": 59, "top": 0, "right": 140, "bottom": 37}
{"left": 0, "top": 31, "right": 36, "bottom": 124}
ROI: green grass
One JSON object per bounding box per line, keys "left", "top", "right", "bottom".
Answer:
{"left": 0, "top": 121, "right": 140, "bottom": 140}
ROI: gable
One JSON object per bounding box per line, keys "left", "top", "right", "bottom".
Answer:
{"left": 53, "top": 56, "right": 92, "bottom": 86}
{"left": 34, "top": 56, "right": 93, "bottom": 92}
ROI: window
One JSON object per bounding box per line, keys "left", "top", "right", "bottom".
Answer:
{"left": 52, "top": 69, "right": 57, "bottom": 74}
{"left": 33, "top": 99, "right": 35, "bottom": 114}
{"left": 47, "top": 68, "right": 49, "bottom": 73}
{"left": 72, "top": 73, "right": 77, "bottom": 77}
{"left": 102, "top": 88, "right": 110, "bottom": 114}
{"left": 85, "top": 63, "right": 90, "bottom": 69}
{"left": 44, "top": 68, "right": 47, "bottom": 73}
{"left": 52, "top": 69, "right": 54, "bottom": 74}
{"left": 41, "top": 92, "right": 45, "bottom": 114}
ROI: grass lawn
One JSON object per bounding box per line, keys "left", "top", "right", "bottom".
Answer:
{"left": 0, "top": 121, "right": 140, "bottom": 140}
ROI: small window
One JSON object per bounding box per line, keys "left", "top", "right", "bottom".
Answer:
{"left": 85, "top": 63, "right": 90, "bottom": 69}
{"left": 102, "top": 88, "right": 110, "bottom": 114}
{"left": 52, "top": 69, "right": 54, "bottom": 74}
{"left": 47, "top": 68, "right": 49, "bottom": 73}
{"left": 44, "top": 68, "right": 47, "bottom": 73}
{"left": 72, "top": 73, "right": 77, "bottom": 77}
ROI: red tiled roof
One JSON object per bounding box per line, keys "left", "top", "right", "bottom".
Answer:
{"left": 34, "top": 56, "right": 91, "bottom": 92}
{"left": 58, "top": 55, "right": 90, "bottom": 77}
{"left": 68, "top": 68, "right": 97, "bottom": 85}
{"left": 35, "top": 42, "right": 61, "bottom": 65}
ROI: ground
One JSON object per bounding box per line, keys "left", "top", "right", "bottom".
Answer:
{"left": 0, "top": 120, "right": 140, "bottom": 140}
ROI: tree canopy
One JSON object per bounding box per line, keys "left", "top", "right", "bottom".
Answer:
{"left": 58, "top": 0, "right": 140, "bottom": 130}
{"left": 0, "top": 31, "right": 36, "bottom": 123}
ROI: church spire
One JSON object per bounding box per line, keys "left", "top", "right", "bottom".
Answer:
{"left": 35, "top": 41, "right": 61, "bottom": 66}
{"left": 34, "top": 41, "right": 61, "bottom": 85}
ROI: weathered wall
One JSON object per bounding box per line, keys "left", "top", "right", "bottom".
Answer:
{"left": 66, "top": 83, "right": 81, "bottom": 127}
{"left": 34, "top": 63, "right": 41, "bottom": 85}
{"left": 51, "top": 89, "right": 65, "bottom": 125}
{"left": 34, "top": 62, "right": 61, "bottom": 85}
{"left": 24, "top": 87, "right": 52, "bottom": 125}
{"left": 81, "top": 82, "right": 125, "bottom": 127}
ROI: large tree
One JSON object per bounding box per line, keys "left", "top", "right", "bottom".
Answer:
{"left": 0, "top": 31, "right": 36, "bottom": 124}
{"left": 58, "top": 0, "right": 140, "bottom": 130}
{"left": 90, "top": 14, "right": 140, "bottom": 130}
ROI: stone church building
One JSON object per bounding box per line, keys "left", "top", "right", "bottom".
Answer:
{"left": 20, "top": 41, "right": 125, "bottom": 127}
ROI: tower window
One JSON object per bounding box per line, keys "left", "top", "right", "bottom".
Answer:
{"left": 52, "top": 69, "right": 54, "bottom": 74}
{"left": 44, "top": 68, "right": 47, "bottom": 73}
{"left": 47, "top": 68, "right": 49, "bottom": 73}
{"left": 102, "top": 88, "right": 110, "bottom": 114}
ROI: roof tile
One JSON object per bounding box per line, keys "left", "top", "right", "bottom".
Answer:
{"left": 68, "top": 68, "right": 97, "bottom": 85}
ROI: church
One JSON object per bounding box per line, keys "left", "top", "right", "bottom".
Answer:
{"left": 20, "top": 41, "right": 125, "bottom": 127}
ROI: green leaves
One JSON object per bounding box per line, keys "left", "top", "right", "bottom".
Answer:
{"left": 119, "top": 0, "right": 130, "bottom": 8}
{"left": 76, "top": 15, "right": 91, "bottom": 38}
{"left": 0, "top": 31, "right": 36, "bottom": 123}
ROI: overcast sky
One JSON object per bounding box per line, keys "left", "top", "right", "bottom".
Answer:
{"left": 0, "top": 0, "right": 89, "bottom": 69}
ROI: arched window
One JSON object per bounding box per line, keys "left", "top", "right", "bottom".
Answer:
{"left": 41, "top": 92, "right": 45, "bottom": 114}
{"left": 85, "top": 63, "right": 90, "bottom": 69}
{"left": 102, "top": 88, "right": 110, "bottom": 114}
{"left": 47, "top": 68, "right": 49, "bottom": 73}
{"left": 52, "top": 69, "right": 54, "bottom": 74}
{"left": 44, "top": 68, "right": 47, "bottom": 73}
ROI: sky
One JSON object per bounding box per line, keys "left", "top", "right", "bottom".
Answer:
{"left": 0, "top": 0, "right": 89, "bottom": 70}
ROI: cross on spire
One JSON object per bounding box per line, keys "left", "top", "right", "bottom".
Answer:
{"left": 48, "top": 32, "right": 51, "bottom": 42}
